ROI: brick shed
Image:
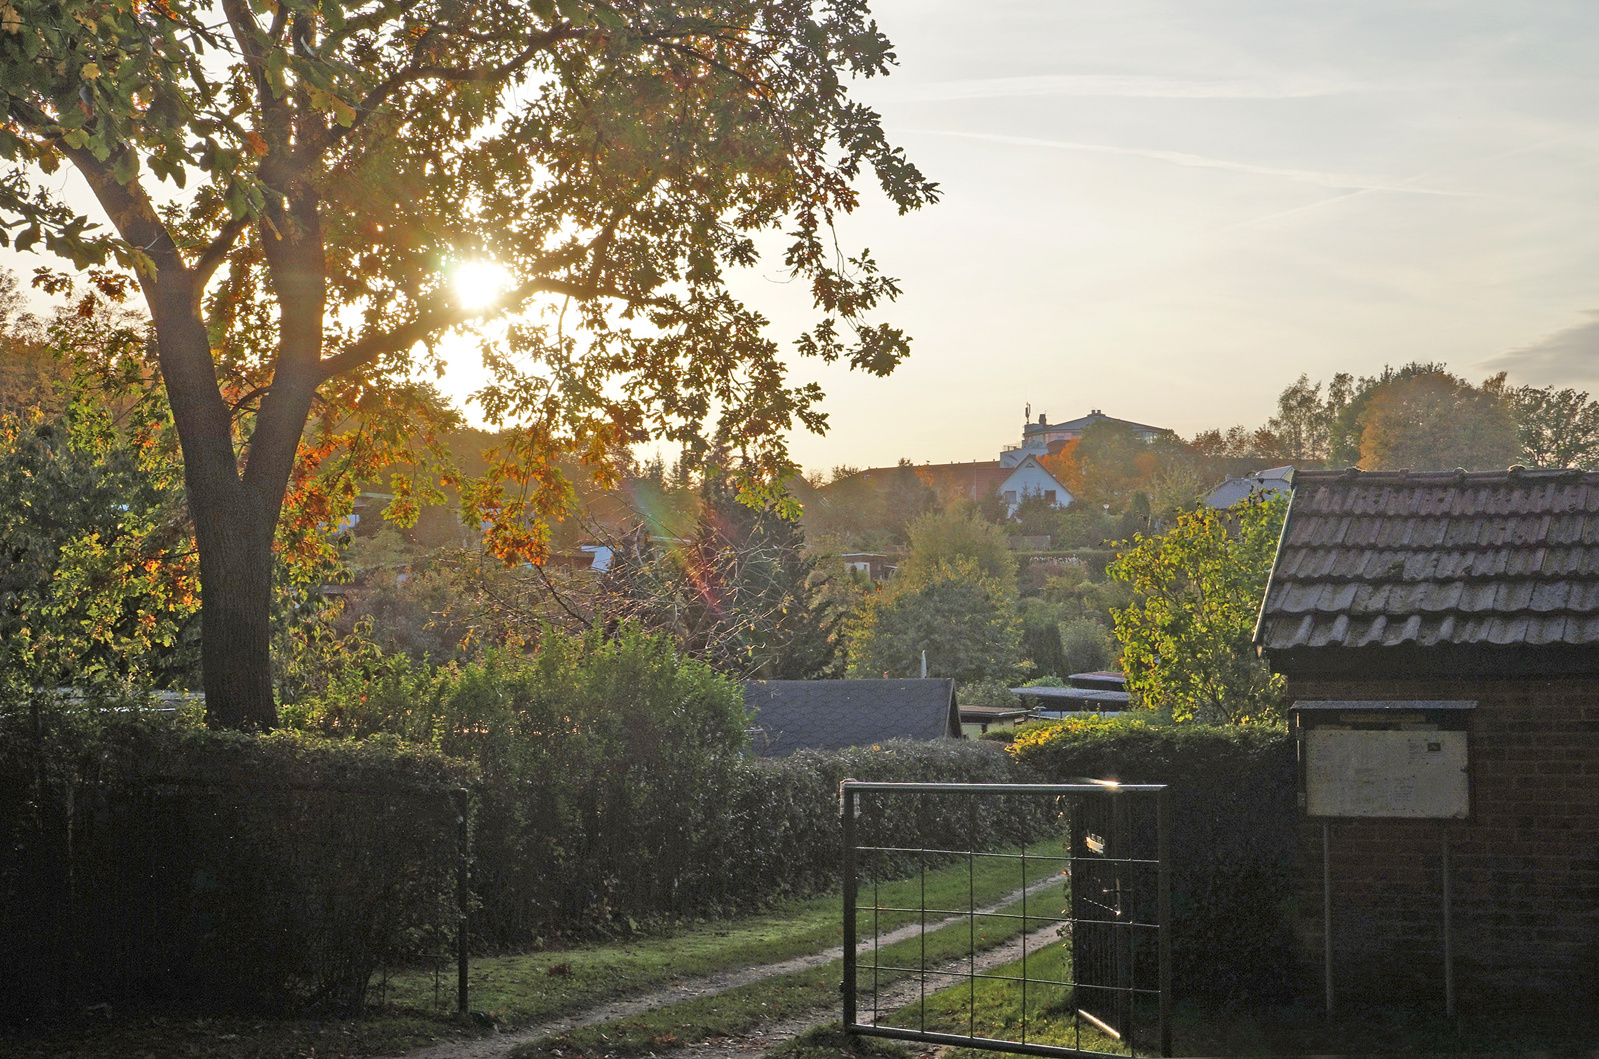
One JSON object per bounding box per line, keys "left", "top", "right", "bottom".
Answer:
{"left": 1255, "top": 468, "right": 1599, "bottom": 1006}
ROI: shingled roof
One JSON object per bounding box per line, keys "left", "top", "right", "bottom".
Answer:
{"left": 743, "top": 679, "right": 959, "bottom": 756}
{"left": 1255, "top": 467, "right": 1599, "bottom": 678}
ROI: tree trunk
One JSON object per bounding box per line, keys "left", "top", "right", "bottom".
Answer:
{"left": 194, "top": 499, "right": 279, "bottom": 731}
{"left": 145, "top": 265, "right": 287, "bottom": 731}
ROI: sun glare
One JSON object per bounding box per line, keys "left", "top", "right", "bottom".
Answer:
{"left": 452, "top": 259, "right": 511, "bottom": 310}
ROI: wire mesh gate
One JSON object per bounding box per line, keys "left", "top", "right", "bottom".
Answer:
{"left": 841, "top": 781, "right": 1170, "bottom": 1059}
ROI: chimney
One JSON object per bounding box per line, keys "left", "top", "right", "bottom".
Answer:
{"left": 1037, "top": 413, "right": 1046, "bottom": 425}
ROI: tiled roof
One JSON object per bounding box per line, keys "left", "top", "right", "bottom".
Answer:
{"left": 743, "top": 679, "right": 959, "bottom": 756}
{"left": 1256, "top": 468, "right": 1599, "bottom": 660}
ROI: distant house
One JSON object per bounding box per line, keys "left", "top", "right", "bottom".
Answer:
{"left": 742, "top": 679, "right": 960, "bottom": 756}
{"left": 1203, "top": 465, "right": 1294, "bottom": 508}
{"left": 1255, "top": 467, "right": 1599, "bottom": 1004}
{"left": 836, "top": 458, "right": 1072, "bottom": 518}
{"left": 840, "top": 553, "right": 893, "bottom": 582}
{"left": 1002, "top": 410, "right": 1172, "bottom": 467}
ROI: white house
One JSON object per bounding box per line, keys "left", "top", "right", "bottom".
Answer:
{"left": 997, "top": 455, "right": 1073, "bottom": 516}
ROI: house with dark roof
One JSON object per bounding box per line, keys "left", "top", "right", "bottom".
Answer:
{"left": 1204, "top": 464, "right": 1294, "bottom": 509}
{"left": 1255, "top": 467, "right": 1599, "bottom": 1005}
{"left": 742, "top": 679, "right": 961, "bottom": 756}
{"left": 836, "top": 458, "right": 1072, "bottom": 518}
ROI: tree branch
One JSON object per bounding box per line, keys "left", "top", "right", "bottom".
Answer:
{"left": 314, "top": 274, "right": 620, "bottom": 383}
{"left": 189, "top": 215, "right": 251, "bottom": 302}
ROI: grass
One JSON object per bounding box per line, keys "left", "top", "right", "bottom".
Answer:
{"left": 0, "top": 837, "right": 1064, "bottom": 1059}
{"left": 508, "top": 884, "right": 1065, "bottom": 1059}
{"left": 897, "top": 946, "right": 1599, "bottom": 1058}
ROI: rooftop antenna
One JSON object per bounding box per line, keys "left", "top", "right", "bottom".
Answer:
{"left": 1025, "top": 402, "right": 1031, "bottom": 421}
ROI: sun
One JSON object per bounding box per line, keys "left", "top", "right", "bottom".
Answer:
{"left": 451, "top": 258, "right": 512, "bottom": 310}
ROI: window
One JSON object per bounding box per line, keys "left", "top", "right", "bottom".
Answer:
{"left": 1044, "top": 490, "right": 1057, "bottom": 504}
{"left": 1003, "top": 491, "right": 1017, "bottom": 504}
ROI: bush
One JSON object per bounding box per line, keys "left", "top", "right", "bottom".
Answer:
{"left": 728, "top": 739, "right": 1048, "bottom": 899}
{"left": 289, "top": 626, "right": 1049, "bottom": 948}
{"left": 1058, "top": 618, "right": 1114, "bottom": 674}
{"left": 0, "top": 707, "right": 471, "bottom": 1019}
{"left": 1010, "top": 719, "right": 1299, "bottom": 1004}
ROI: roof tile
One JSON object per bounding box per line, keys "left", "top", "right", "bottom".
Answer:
{"left": 1258, "top": 469, "right": 1599, "bottom": 651}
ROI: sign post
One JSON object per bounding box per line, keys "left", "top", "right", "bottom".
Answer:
{"left": 1293, "top": 701, "right": 1473, "bottom": 1018}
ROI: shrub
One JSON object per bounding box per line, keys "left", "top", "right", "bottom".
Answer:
{"left": 1009, "top": 719, "right": 1299, "bottom": 1004}
{"left": 0, "top": 706, "right": 471, "bottom": 1019}
{"left": 1058, "top": 618, "right": 1114, "bottom": 674}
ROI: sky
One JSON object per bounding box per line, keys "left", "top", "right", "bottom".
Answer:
{"left": 747, "top": 0, "right": 1599, "bottom": 475}
{"left": 8, "top": 1, "right": 1599, "bottom": 479}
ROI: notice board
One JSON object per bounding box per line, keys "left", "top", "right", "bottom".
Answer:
{"left": 1305, "top": 728, "right": 1469, "bottom": 818}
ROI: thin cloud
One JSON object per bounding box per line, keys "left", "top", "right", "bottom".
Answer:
{"left": 872, "top": 73, "right": 1364, "bottom": 104}
{"left": 913, "top": 129, "right": 1472, "bottom": 195}
{"left": 1480, "top": 311, "right": 1599, "bottom": 384}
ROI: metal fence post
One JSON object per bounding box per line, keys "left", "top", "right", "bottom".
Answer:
{"left": 454, "top": 787, "right": 470, "bottom": 1016}
{"left": 1157, "top": 786, "right": 1171, "bottom": 1058}
{"left": 841, "top": 782, "right": 858, "bottom": 1033}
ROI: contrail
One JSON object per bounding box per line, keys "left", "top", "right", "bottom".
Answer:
{"left": 874, "top": 73, "right": 1361, "bottom": 103}
{"left": 911, "top": 128, "right": 1472, "bottom": 196}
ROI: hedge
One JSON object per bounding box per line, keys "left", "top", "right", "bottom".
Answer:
{"left": 287, "top": 629, "right": 1049, "bottom": 951}
{"left": 1009, "top": 716, "right": 1300, "bottom": 1004}
{"left": 0, "top": 711, "right": 472, "bottom": 1020}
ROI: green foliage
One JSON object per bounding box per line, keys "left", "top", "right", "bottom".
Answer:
{"left": 898, "top": 511, "right": 1019, "bottom": 585}
{"left": 845, "top": 558, "right": 1022, "bottom": 682}
{"left": 286, "top": 622, "right": 1042, "bottom": 946}
{"left": 0, "top": 397, "right": 199, "bottom": 699}
{"left": 287, "top": 624, "right": 747, "bottom": 943}
{"left": 1357, "top": 371, "right": 1520, "bottom": 472}
{"left": 597, "top": 473, "right": 844, "bottom": 679}
{"left": 1009, "top": 719, "right": 1299, "bottom": 1004}
{"left": 799, "top": 462, "right": 942, "bottom": 552}
{"left": 1496, "top": 379, "right": 1599, "bottom": 469}
{"left": 0, "top": 707, "right": 471, "bottom": 1018}
{"left": 1058, "top": 617, "right": 1115, "bottom": 674}
{"left": 1108, "top": 495, "right": 1286, "bottom": 723}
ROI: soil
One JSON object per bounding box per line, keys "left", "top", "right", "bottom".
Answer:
{"left": 393, "top": 880, "right": 1066, "bottom": 1059}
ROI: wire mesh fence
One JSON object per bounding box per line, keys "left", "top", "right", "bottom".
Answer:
{"left": 842, "top": 781, "right": 1170, "bottom": 1059}
{"left": 2, "top": 775, "right": 469, "bottom": 1017}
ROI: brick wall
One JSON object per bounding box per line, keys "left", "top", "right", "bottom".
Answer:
{"left": 1285, "top": 677, "right": 1599, "bottom": 1006}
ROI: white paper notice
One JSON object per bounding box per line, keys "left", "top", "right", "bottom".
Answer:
{"left": 1305, "top": 729, "right": 1468, "bottom": 818}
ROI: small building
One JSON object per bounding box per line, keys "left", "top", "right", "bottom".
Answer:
{"left": 742, "top": 679, "right": 960, "bottom": 756}
{"left": 958, "top": 702, "right": 1033, "bottom": 737}
{"left": 840, "top": 552, "right": 893, "bottom": 582}
{"left": 1009, "top": 671, "right": 1130, "bottom": 717}
{"left": 1255, "top": 467, "right": 1599, "bottom": 1005}
{"left": 1204, "top": 464, "right": 1294, "bottom": 508}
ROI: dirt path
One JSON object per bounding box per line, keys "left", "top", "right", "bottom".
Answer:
{"left": 396, "top": 878, "right": 1066, "bottom": 1059}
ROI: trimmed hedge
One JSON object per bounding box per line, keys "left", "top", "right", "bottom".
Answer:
{"left": 0, "top": 713, "right": 472, "bottom": 1019}
{"left": 288, "top": 629, "right": 1048, "bottom": 951}
{"left": 1009, "top": 716, "right": 1300, "bottom": 1004}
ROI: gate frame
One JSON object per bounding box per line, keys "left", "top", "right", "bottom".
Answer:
{"left": 841, "top": 780, "right": 1171, "bottom": 1059}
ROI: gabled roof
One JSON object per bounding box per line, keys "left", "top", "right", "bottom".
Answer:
{"left": 1256, "top": 468, "right": 1599, "bottom": 677}
{"left": 1024, "top": 411, "right": 1170, "bottom": 439}
{"left": 743, "top": 679, "right": 960, "bottom": 756}
{"left": 835, "top": 462, "right": 1009, "bottom": 502}
{"left": 998, "top": 456, "right": 1072, "bottom": 500}
{"left": 1204, "top": 465, "right": 1294, "bottom": 509}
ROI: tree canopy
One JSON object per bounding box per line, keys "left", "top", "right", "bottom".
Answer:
{"left": 0, "top": 0, "right": 936, "bottom": 727}
{"left": 1108, "top": 494, "right": 1286, "bottom": 724}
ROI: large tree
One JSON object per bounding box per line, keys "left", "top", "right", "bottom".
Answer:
{"left": 0, "top": 0, "right": 935, "bottom": 728}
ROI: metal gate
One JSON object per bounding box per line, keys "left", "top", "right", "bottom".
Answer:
{"left": 841, "top": 781, "right": 1170, "bottom": 1059}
